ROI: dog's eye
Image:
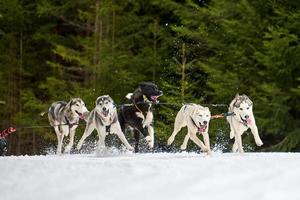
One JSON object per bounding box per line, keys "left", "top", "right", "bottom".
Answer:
{"left": 76, "top": 104, "right": 80, "bottom": 106}
{"left": 199, "top": 115, "right": 203, "bottom": 117}
{"left": 247, "top": 107, "right": 249, "bottom": 110}
{"left": 240, "top": 108, "right": 243, "bottom": 110}
{"left": 106, "top": 102, "right": 108, "bottom": 104}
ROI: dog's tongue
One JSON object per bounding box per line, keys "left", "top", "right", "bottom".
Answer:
{"left": 79, "top": 113, "right": 84, "bottom": 120}
{"left": 246, "top": 118, "right": 251, "bottom": 124}
{"left": 151, "top": 96, "right": 158, "bottom": 102}
{"left": 198, "top": 125, "right": 207, "bottom": 133}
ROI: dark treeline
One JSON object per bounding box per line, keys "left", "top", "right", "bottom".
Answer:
{"left": 0, "top": 0, "right": 299, "bottom": 155}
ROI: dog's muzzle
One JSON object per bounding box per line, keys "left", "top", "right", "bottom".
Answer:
{"left": 101, "top": 108, "right": 110, "bottom": 117}
{"left": 240, "top": 115, "right": 251, "bottom": 125}
{"left": 75, "top": 111, "right": 85, "bottom": 120}
{"left": 198, "top": 122, "right": 207, "bottom": 133}
{"left": 150, "top": 91, "right": 163, "bottom": 103}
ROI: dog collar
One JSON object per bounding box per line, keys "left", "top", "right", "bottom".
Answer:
{"left": 143, "top": 95, "right": 151, "bottom": 103}
{"left": 190, "top": 117, "right": 203, "bottom": 134}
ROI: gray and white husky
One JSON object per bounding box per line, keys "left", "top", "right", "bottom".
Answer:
{"left": 167, "top": 104, "right": 211, "bottom": 153}
{"left": 48, "top": 98, "right": 89, "bottom": 155}
{"left": 227, "top": 94, "right": 263, "bottom": 153}
{"left": 77, "top": 95, "right": 133, "bottom": 152}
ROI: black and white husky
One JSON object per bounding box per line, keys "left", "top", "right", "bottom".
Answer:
{"left": 227, "top": 94, "right": 263, "bottom": 153}
{"left": 167, "top": 104, "right": 211, "bottom": 153}
{"left": 48, "top": 98, "right": 89, "bottom": 155}
{"left": 77, "top": 95, "right": 133, "bottom": 151}
{"left": 118, "top": 82, "right": 163, "bottom": 153}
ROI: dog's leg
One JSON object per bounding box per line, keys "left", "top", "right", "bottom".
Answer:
{"left": 65, "top": 126, "right": 77, "bottom": 153}
{"left": 232, "top": 140, "right": 238, "bottom": 152}
{"left": 167, "top": 115, "right": 184, "bottom": 145}
{"left": 57, "top": 125, "right": 69, "bottom": 155}
{"left": 202, "top": 132, "right": 211, "bottom": 153}
{"left": 250, "top": 124, "right": 263, "bottom": 146}
{"left": 234, "top": 127, "right": 244, "bottom": 153}
{"left": 77, "top": 124, "right": 95, "bottom": 150}
{"left": 111, "top": 123, "right": 133, "bottom": 151}
{"left": 56, "top": 133, "right": 64, "bottom": 155}
{"left": 188, "top": 129, "right": 209, "bottom": 152}
{"left": 227, "top": 117, "right": 235, "bottom": 139}
{"left": 147, "top": 125, "right": 154, "bottom": 149}
{"left": 180, "top": 134, "right": 190, "bottom": 150}
{"left": 133, "top": 130, "right": 140, "bottom": 153}
{"left": 96, "top": 126, "right": 106, "bottom": 150}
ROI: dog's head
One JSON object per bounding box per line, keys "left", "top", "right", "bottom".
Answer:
{"left": 191, "top": 105, "right": 211, "bottom": 132}
{"left": 95, "top": 95, "right": 115, "bottom": 118}
{"left": 69, "top": 98, "right": 89, "bottom": 120}
{"left": 138, "top": 82, "right": 163, "bottom": 103}
{"left": 232, "top": 93, "right": 253, "bottom": 125}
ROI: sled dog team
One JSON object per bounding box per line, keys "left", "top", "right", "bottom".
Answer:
{"left": 48, "top": 82, "right": 263, "bottom": 155}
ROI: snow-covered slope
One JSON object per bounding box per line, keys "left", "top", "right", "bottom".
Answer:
{"left": 1, "top": 152, "right": 300, "bottom": 200}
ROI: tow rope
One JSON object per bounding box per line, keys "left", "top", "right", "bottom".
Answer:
{"left": 211, "top": 112, "right": 235, "bottom": 119}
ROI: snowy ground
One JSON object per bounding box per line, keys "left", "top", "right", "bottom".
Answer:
{"left": 1, "top": 152, "right": 300, "bottom": 200}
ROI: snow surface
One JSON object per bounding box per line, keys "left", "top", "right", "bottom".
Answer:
{"left": 1, "top": 152, "right": 300, "bottom": 200}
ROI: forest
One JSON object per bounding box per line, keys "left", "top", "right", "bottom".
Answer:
{"left": 0, "top": 0, "right": 299, "bottom": 155}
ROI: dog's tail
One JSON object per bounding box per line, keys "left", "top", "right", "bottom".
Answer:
{"left": 126, "top": 93, "right": 133, "bottom": 99}
{"left": 40, "top": 112, "right": 47, "bottom": 117}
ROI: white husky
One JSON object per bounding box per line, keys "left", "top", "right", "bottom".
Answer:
{"left": 227, "top": 94, "right": 263, "bottom": 153}
{"left": 167, "top": 104, "right": 211, "bottom": 153}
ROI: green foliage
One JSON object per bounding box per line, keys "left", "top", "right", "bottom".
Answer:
{"left": 0, "top": 0, "right": 299, "bottom": 154}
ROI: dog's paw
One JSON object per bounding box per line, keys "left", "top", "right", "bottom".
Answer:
{"left": 202, "top": 147, "right": 210, "bottom": 153}
{"left": 76, "top": 143, "right": 82, "bottom": 150}
{"left": 167, "top": 137, "right": 174, "bottom": 146}
{"left": 145, "top": 136, "right": 154, "bottom": 149}
{"left": 64, "top": 146, "right": 71, "bottom": 153}
{"left": 238, "top": 148, "right": 245, "bottom": 153}
{"left": 255, "top": 139, "right": 263, "bottom": 147}
{"left": 180, "top": 145, "right": 187, "bottom": 150}
{"left": 127, "top": 145, "right": 134, "bottom": 151}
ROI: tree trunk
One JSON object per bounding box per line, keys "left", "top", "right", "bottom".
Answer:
{"left": 181, "top": 43, "right": 186, "bottom": 102}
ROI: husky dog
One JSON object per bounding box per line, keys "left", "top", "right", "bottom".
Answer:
{"left": 227, "top": 94, "right": 263, "bottom": 153}
{"left": 77, "top": 95, "right": 133, "bottom": 151}
{"left": 118, "top": 82, "right": 163, "bottom": 153}
{"left": 48, "top": 98, "right": 89, "bottom": 155}
{"left": 167, "top": 104, "right": 211, "bottom": 153}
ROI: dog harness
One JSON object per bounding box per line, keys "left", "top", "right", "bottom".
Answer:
{"left": 95, "top": 111, "right": 116, "bottom": 134}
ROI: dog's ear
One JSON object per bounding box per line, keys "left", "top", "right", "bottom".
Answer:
{"left": 107, "top": 95, "right": 114, "bottom": 103}
{"left": 243, "top": 95, "right": 253, "bottom": 106}
{"left": 95, "top": 97, "right": 101, "bottom": 106}
{"left": 191, "top": 106, "right": 199, "bottom": 116}
{"left": 204, "top": 107, "right": 211, "bottom": 114}
{"left": 235, "top": 93, "right": 240, "bottom": 99}
{"left": 138, "top": 82, "right": 147, "bottom": 88}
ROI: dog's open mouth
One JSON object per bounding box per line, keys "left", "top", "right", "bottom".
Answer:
{"left": 198, "top": 123, "right": 207, "bottom": 133}
{"left": 101, "top": 110, "right": 109, "bottom": 117}
{"left": 240, "top": 116, "right": 251, "bottom": 125}
{"left": 150, "top": 95, "right": 161, "bottom": 103}
{"left": 75, "top": 111, "right": 84, "bottom": 120}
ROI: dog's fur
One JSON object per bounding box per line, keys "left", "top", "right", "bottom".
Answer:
{"left": 48, "top": 98, "right": 89, "bottom": 155}
{"left": 118, "top": 82, "right": 163, "bottom": 153}
{"left": 167, "top": 104, "right": 211, "bottom": 153}
{"left": 227, "top": 94, "right": 263, "bottom": 153}
{"left": 77, "top": 95, "right": 133, "bottom": 151}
